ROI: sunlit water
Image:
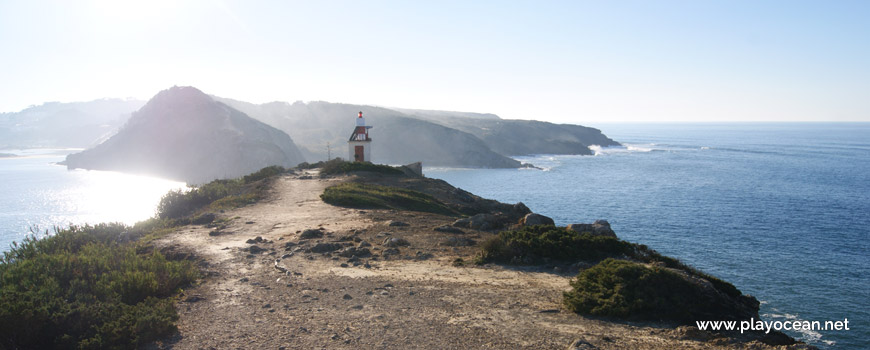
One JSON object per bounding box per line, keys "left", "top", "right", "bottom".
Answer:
{"left": 426, "top": 123, "right": 870, "bottom": 349}
{"left": 0, "top": 149, "right": 185, "bottom": 249}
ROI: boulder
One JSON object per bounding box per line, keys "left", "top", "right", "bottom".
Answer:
{"left": 521, "top": 213, "right": 554, "bottom": 226}
{"left": 452, "top": 217, "right": 471, "bottom": 228}
{"left": 567, "top": 220, "right": 616, "bottom": 238}
{"left": 468, "top": 213, "right": 498, "bottom": 230}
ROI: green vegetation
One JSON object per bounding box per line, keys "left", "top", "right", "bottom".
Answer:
{"left": 321, "top": 182, "right": 457, "bottom": 215}
{"left": 477, "top": 225, "right": 634, "bottom": 264}
{"left": 242, "top": 165, "right": 286, "bottom": 184}
{"left": 317, "top": 159, "right": 405, "bottom": 176}
{"left": 157, "top": 165, "right": 284, "bottom": 220}
{"left": 475, "top": 225, "right": 749, "bottom": 322}
{"left": 0, "top": 224, "right": 198, "bottom": 349}
{"left": 0, "top": 165, "right": 291, "bottom": 349}
{"left": 563, "top": 258, "right": 745, "bottom": 322}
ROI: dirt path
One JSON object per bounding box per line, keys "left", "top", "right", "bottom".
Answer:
{"left": 151, "top": 173, "right": 780, "bottom": 350}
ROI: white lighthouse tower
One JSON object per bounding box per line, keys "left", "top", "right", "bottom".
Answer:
{"left": 347, "top": 111, "right": 372, "bottom": 162}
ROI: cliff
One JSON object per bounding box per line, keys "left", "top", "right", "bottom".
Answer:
{"left": 62, "top": 86, "right": 305, "bottom": 183}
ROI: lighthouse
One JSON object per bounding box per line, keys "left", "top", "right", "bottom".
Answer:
{"left": 347, "top": 111, "right": 372, "bottom": 162}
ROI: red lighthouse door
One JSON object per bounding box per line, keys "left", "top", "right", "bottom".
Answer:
{"left": 354, "top": 146, "right": 365, "bottom": 162}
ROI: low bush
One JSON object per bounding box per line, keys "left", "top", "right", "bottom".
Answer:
{"left": 319, "top": 159, "right": 405, "bottom": 176}
{"left": 243, "top": 165, "right": 285, "bottom": 184}
{"left": 563, "top": 258, "right": 752, "bottom": 322}
{"left": 156, "top": 165, "right": 284, "bottom": 219}
{"left": 478, "top": 225, "right": 634, "bottom": 264}
{"left": 0, "top": 224, "right": 198, "bottom": 349}
{"left": 476, "top": 224, "right": 744, "bottom": 303}
{"left": 321, "top": 182, "right": 457, "bottom": 215}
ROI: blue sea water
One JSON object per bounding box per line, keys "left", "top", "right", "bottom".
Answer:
{"left": 0, "top": 149, "right": 185, "bottom": 250}
{"left": 426, "top": 123, "right": 870, "bottom": 349}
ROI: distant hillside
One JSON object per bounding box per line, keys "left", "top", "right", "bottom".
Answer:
{"left": 63, "top": 87, "right": 305, "bottom": 183}
{"left": 215, "top": 98, "right": 521, "bottom": 168}
{"left": 390, "top": 107, "right": 501, "bottom": 120}
{"left": 0, "top": 99, "right": 144, "bottom": 148}
{"left": 397, "top": 111, "right": 620, "bottom": 156}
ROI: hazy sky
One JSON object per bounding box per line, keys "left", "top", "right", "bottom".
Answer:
{"left": 1, "top": 0, "right": 868, "bottom": 123}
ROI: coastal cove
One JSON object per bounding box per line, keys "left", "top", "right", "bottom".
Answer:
{"left": 427, "top": 123, "right": 870, "bottom": 349}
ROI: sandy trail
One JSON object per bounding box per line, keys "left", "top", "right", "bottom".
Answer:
{"left": 151, "top": 173, "right": 775, "bottom": 350}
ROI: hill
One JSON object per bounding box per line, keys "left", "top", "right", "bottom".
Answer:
{"left": 0, "top": 98, "right": 144, "bottom": 149}
{"left": 62, "top": 87, "right": 305, "bottom": 183}
{"left": 397, "top": 110, "right": 620, "bottom": 156}
{"left": 215, "top": 98, "right": 522, "bottom": 167}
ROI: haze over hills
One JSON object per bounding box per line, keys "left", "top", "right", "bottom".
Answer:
{"left": 4, "top": 86, "right": 620, "bottom": 180}
{"left": 0, "top": 99, "right": 144, "bottom": 149}
{"left": 215, "top": 98, "right": 619, "bottom": 164}
{"left": 62, "top": 87, "right": 305, "bottom": 184}
{"left": 215, "top": 98, "right": 523, "bottom": 168}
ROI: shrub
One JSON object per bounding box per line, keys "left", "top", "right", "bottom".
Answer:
{"left": 476, "top": 225, "right": 743, "bottom": 301}
{"left": 0, "top": 225, "right": 198, "bottom": 349}
{"left": 319, "top": 159, "right": 404, "bottom": 176}
{"left": 321, "top": 182, "right": 457, "bottom": 215}
{"left": 479, "top": 225, "right": 634, "bottom": 264}
{"left": 243, "top": 165, "right": 286, "bottom": 184}
{"left": 563, "top": 258, "right": 752, "bottom": 322}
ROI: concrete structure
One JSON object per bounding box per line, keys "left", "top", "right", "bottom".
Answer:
{"left": 347, "top": 111, "right": 372, "bottom": 162}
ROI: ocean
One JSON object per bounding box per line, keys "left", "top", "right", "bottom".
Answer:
{"left": 426, "top": 123, "right": 869, "bottom": 349}
{"left": 0, "top": 149, "right": 185, "bottom": 249}
{"left": 1, "top": 124, "right": 867, "bottom": 348}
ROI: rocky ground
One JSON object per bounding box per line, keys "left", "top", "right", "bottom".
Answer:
{"left": 148, "top": 170, "right": 811, "bottom": 350}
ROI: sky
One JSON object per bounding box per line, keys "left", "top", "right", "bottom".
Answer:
{"left": 1, "top": 0, "right": 868, "bottom": 123}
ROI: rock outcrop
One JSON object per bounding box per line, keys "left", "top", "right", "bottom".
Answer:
{"left": 521, "top": 213, "right": 555, "bottom": 226}
{"left": 567, "top": 220, "right": 617, "bottom": 238}
{"left": 62, "top": 86, "right": 305, "bottom": 183}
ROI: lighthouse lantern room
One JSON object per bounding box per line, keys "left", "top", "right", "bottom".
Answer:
{"left": 347, "top": 111, "right": 372, "bottom": 162}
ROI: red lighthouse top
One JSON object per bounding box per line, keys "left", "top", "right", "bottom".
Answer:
{"left": 358, "top": 111, "right": 363, "bottom": 118}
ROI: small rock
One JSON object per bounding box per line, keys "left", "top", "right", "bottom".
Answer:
{"left": 567, "top": 339, "right": 597, "bottom": 350}
{"left": 343, "top": 294, "right": 353, "bottom": 300}
{"left": 338, "top": 247, "right": 371, "bottom": 258}
{"left": 247, "top": 245, "right": 266, "bottom": 254}
{"left": 382, "top": 237, "right": 410, "bottom": 247}
{"left": 387, "top": 220, "right": 409, "bottom": 227}
{"left": 358, "top": 240, "right": 372, "bottom": 248}
{"left": 310, "top": 242, "right": 343, "bottom": 253}
{"left": 245, "top": 221, "right": 255, "bottom": 224}
{"left": 262, "top": 303, "right": 271, "bottom": 308}
{"left": 382, "top": 248, "right": 400, "bottom": 257}
{"left": 184, "top": 295, "right": 204, "bottom": 303}
{"left": 239, "top": 277, "right": 249, "bottom": 282}
{"left": 299, "top": 229, "right": 323, "bottom": 239}
{"left": 208, "top": 230, "right": 221, "bottom": 236}
{"left": 434, "top": 225, "right": 464, "bottom": 234}
{"left": 340, "top": 263, "right": 348, "bottom": 268}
